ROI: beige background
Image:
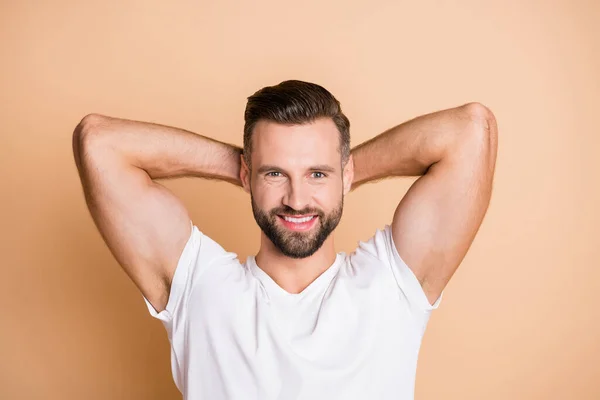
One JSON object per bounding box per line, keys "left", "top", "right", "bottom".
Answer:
{"left": 1, "top": 0, "right": 599, "bottom": 398}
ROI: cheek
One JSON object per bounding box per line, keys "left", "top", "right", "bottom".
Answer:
{"left": 252, "top": 185, "right": 280, "bottom": 208}
{"left": 313, "top": 185, "right": 342, "bottom": 208}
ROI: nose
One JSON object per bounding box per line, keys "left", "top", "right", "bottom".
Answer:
{"left": 282, "top": 179, "right": 311, "bottom": 211}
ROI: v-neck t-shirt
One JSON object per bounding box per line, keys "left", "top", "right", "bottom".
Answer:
{"left": 143, "top": 223, "right": 442, "bottom": 400}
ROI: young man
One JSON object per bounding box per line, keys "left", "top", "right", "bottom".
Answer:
{"left": 72, "top": 80, "right": 497, "bottom": 399}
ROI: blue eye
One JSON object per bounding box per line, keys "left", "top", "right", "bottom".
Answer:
{"left": 312, "top": 172, "right": 326, "bottom": 178}
{"left": 266, "top": 172, "right": 282, "bottom": 177}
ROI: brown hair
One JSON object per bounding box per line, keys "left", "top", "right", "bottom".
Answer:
{"left": 243, "top": 80, "right": 350, "bottom": 169}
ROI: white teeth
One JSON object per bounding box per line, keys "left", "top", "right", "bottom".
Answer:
{"left": 283, "top": 215, "right": 315, "bottom": 223}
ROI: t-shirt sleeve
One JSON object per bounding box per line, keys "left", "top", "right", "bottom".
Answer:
{"left": 140, "top": 221, "right": 237, "bottom": 392}
{"left": 141, "top": 220, "right": 231, "bottom": 325}
{"left": 357, "top": 224, "right": 443, "bottom": 314}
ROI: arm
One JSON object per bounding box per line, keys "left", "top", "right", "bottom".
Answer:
{"left": 351, "top": 102, "right": 498, "bottom": 305}
{"left": 72, "top": 114, "right": 243, "bottom": 313}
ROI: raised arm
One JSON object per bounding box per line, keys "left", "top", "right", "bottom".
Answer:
{"left": 351, "top": 102, "right": 498, "bottom": 305}
{"left": 72, "top": 114, "right": 243, "bottom": 313}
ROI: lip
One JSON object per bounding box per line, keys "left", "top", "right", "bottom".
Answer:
{"left": 277, "top": 215, "right": 319, "bottom": 231}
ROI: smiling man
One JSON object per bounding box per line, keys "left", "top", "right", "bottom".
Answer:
{"left": 249, "top": 118, "right": 345, "bottom": 261}
{"left": 72, "top": 80, "right": 497, "bottom": 399}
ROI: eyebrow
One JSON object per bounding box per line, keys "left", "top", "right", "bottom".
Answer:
{"left": 256, "top": 164, "right": 337, "bottom": 174}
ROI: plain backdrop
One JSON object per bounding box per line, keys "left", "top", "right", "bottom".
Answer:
{"left": 1, "top": 0, "right": 598, "bottom": 399}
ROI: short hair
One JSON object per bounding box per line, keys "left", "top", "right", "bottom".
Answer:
{"left": 243, "top": 80, "right": 350, "bottom": 169}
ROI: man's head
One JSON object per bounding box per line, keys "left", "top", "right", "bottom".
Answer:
{"left": 240, "top": 80, "right": 353, "bottom": 259}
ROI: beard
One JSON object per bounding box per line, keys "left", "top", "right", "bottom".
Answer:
{"left": 250, "top": 192, "right": 344, "bottom": 259}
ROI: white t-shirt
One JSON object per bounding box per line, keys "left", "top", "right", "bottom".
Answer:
{"left": 143, "top": 223, "right": 442, "bottom": 400}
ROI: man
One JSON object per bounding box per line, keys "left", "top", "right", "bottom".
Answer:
{"left": 72, "top": 80, "right": 497, "bottom": 399}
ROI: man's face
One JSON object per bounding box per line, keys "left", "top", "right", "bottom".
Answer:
{"left": 243, "top": 118, "right": 352, "bottom": 259}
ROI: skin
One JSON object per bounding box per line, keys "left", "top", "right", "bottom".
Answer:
{"left": 240, "top": 118, "right": 354, "bottom": 294}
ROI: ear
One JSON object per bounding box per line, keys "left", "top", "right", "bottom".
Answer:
{"left": 240, "top": 154, "right": 251, "bottom": 194}
{"left": 342, "top": 154, "right": 354, "bottom": 196}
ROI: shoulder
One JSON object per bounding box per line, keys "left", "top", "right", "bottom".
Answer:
{"left": 340, "top": 225, "right": 397, "bottom": 285}
{"left": 348, "top": 225, "right": 395, "bottom": 267}
{"left": 190, "top": 226, "right": 247, "bottom": 283}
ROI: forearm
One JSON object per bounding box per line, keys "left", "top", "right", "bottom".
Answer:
{"left": 75, "top": 114, "right": 243, "bottom": 186}
{"left": 350, "top": 103, "right": 481, "bottom": 190}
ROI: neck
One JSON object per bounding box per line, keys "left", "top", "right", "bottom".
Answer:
{"left": 254, "top": 234, "right": 337, "bottom": 294}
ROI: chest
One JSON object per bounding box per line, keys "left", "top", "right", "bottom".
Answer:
{"left": 179, "top": 270, "right": 423, "bottom": 399}
{"left": 188, "top": 269, "right": 421, "bottom": 366}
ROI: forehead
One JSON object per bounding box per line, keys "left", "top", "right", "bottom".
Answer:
{"left": 251, "top": 117, "right": 341, "bottom": 170}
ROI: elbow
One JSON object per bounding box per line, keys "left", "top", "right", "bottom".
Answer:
{"left": 461, "top": 102, "right": 497, "bottom": 137}
{"left": 73, "top": 113, "right": 108, "bottom": 145}
{"left": 459, "top": 102, "right": 498, "bottom": 167}
{"left": 72, "top": 113, "right": 110, "bottom": 169}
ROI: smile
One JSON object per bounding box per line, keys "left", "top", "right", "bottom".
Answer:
{"left": 277, "top": 215, "right": 318, "bottom": 231}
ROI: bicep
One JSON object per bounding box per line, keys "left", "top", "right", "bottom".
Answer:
{"left": 391, "top": 122, "right": 497, "bottom": 305}
{"left": 76, "top": 139, "right": 191, "bottom": 313}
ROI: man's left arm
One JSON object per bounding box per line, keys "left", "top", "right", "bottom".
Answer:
{"left": 350, "top": 102, "right": 498, "bottom": 305}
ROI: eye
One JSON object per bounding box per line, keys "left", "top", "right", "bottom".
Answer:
{"left": 266, "top": 171, "right": 283, "bottom": 177}
{"left": 312, "top": 172, "right": 327, "bottom": 179}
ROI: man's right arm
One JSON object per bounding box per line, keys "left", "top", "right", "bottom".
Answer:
{"left": 72, "top": 114, "right": 243, "bottom": 313}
